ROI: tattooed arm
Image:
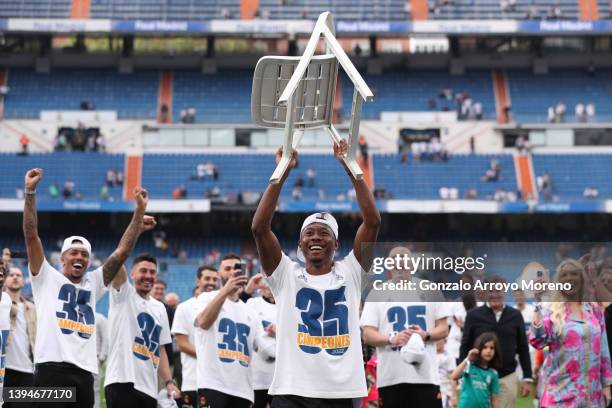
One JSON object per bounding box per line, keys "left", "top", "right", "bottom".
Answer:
{"left": 105, "top": 188, "right": 157, "bottom": 288}
{"left": 23, "top": 169, "right": 45, "bottom": 276}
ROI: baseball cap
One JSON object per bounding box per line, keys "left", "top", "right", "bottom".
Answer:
{"left": 297, "top": 212, "right": 339, "bottom": 262}
{"left": 61, "top": 236, "right": 92, "bottom": 256}
{"left": 400, "top": 333, "right": 425, "bottom": 365}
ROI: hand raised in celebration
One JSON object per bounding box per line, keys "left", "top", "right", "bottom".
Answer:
{"left": 134, "top": 187, "right": 149, "bottom": 210}
{"left": 25, "top": 168, "right": 43, "bottom": 191}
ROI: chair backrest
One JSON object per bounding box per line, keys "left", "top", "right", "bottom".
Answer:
{"left": 251, "top": 54, "right": 338, "bottom": 129}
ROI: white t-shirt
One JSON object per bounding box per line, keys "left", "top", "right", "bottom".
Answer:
{"left": 194, "top": 291, "right": 261, "bottom": 402}
{"left": 437, "top": 350, "right": 456, "bottom": 397}
{"left": 171, "top": 297, "right": 198, "bottom": 392}
{"left": 246, "top": 296, "right": 276, "bottom": 391}
{"left": 265, "top": 252, "right": 367, "bottom": 398}
{"left": 360, "top": 301, "right": 450, "bottom": 388}
{"left": 6, "top": 302, "right": 34, "bottom": 373}
{"left": 30, "top": 259, "right": 106, "bottom": 374}
{"left": 104, "top": 280, "right": 172, "bottom": 399}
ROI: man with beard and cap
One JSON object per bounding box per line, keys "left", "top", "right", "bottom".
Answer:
{"left": 193, "top": 254, "right": 265, "bottom": 408}
{"left": 251, "top": 140, "right": 381, "bottom": 407}
{"left": 22, "top": 168, "right": 155, "bottom": 408}
{"left": 104, "top": 253, "right": 180, "bottom": 408}
{"left": 0, "top": 261, "right": 14, "bottom": 407}
{"left": 171, "top": 265, "right": 219, "bottom": 408}
{"left": 361, "top": 246, "right": 450, "bottom": 408}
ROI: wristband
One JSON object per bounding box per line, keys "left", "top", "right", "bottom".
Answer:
{"left": 387, "top": 333, "right": 395, "bottom": 345}
{"left": 25, "top": 189, "right": 36, "bottom": 195}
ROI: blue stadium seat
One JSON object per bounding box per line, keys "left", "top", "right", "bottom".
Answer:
{"left": 258, "top": 0, "right": 409, "bottom": 21}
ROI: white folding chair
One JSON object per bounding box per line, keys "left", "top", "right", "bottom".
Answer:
{"left": 251, "top": 12, "right": 374, "bottom": 184}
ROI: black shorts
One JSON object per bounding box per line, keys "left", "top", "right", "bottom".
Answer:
{"left": 180, "top": 390, "right": 199, "bottom": 408}
{"left": 254, "top": 389, "right": 273, "bottom": 408}
{"left": 33, "top": 362, "right": 94, "bottom": 408}
{"left": 377, "top": 383, "right": 443, "bottom": 408}
{"left": 197, "top": 388, "right": 252, "bottom": 408}
{"left": 271, "top": 395, "right": 353, "bottom": 408}
{"left": 105, "top": 382, "right": 156, "bottom": 408}
{"left": 4, "top": 369, "right": 35, "bottom": 408}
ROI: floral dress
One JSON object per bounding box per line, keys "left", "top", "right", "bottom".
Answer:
{"left": 530, "top": 303, "right": 612, "bottom": 408}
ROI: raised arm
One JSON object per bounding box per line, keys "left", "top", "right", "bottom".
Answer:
{"left": 23, "top": 169, "right": 45, "bottom": 276}
{"left": 104, "top": 187, "right": 156, "bottom": 287}
{"left": 251, "top": 148, "right": 298, "bottom": 276}
{"left": 334, "top": 140, "right": 381, "bottom": 267}
{"left": 195, "top": 273, "right": 246, "bottom": 329}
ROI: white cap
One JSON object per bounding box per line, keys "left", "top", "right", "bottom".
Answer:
{"left": 61, "top": 236, "right": 92, "bottom": 256}
{"left": 297, "top": 212, "right": 339, "bottom": 262}
{"left": 400, "top": 333, "right": 426, "bottom": 365}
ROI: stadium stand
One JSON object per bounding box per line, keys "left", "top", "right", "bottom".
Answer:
{"left": 258, "top": 0, "right": 409, "bottom": 21}
{"left": 90, "top": 0, "right": 241, "bottom": 20}
{"left": 373, "top": 153, "right": 517, "bottom": 199}
{"left": 142, "top": 153, "right": 355, "bottom": 200}
{"left": 532, "top": 154, "right": 612, "bottom": 201}
{"left": 6, "top": 68, "right": 609, "bottom": 124}
{"left": 172, "top": 70, "right": 253, "bottom": 124}
{"left": 0, "top": 152, "right": 124, "bottom": 200}
{"left": 0, "top": 0, "right": 72, "bottom": 18}
{"left": 341, "top": 71, "right": 496, "bottom": 121}
{"left": 4, "top": 69, "right": 158, "bottom": 120}
{"left": 428, "top": 0, "right": 580, "bottom": 19}
{"left": 506, "top": 70, "right": 612, "bottom": 123}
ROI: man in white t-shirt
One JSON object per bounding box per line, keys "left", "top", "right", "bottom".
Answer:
{"left": 193, "top": 253, "right": 263, "bottom": 408}
{"left": 0, "top": 262, "right": 14, "bottom": 408}
{"left": 104, "top": 254, "right": 180, "bottom": 408}
{"left": 22, "top": 168, "right": 155, "bottom": 408}
{"left": 171, "top": 265, "right": 219, "bottom": 408}
{"left": 246, "top": 280, "right": 277, "bottom": 408}
{"left": 251, "top": 140, "right": 381, "bottom": 407}
{"left": 361, "top": 246, "right": 450, "bottom": 408}
{"left": 4, "top": 266, "right": 36, "bottom": 408}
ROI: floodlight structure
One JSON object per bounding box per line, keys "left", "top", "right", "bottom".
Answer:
{"left": 251, "top": 12, "right": 374, "bottom": 184}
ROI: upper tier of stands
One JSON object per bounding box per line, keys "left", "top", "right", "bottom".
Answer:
{"left": 507, "top": 70, "right": 612, "bottom": 123}
{"left": 90, "top": 0, "right": 241, "bottom": 20}
{"left": 258, "top": 0, "right": 409, "bottom": 21}
{"left": 0, "top": 0, "right": 71, "bottom": 18}
{"left": 2, "top": 0, "right": 609, "bottom": 19}
{"left": 4, "top": 69, "right": 158, "bottom": 120}
{"left": 3, "top": 69, "right": 610, "bottom": 123}
{"left": 342, "top": 71, "right": 496, "bottom": 121}
{"left": 428, "top": 0, "right": 580, "bottom": 20}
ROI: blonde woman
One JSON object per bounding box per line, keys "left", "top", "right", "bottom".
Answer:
{"left": 531, "top": 259, "right": 612, "bottom": 407}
